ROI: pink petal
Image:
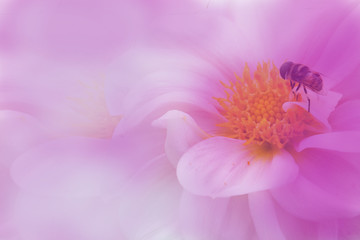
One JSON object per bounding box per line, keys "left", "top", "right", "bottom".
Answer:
{"left": 297, "top": 131, "right": 360, "bottom": 152}
{"left": 0, "top": 110, "right": 49, "bottom": 166}
{"left": 13, "top": 192, "right": 127, "bottom": 240}
{"left": 269, "top": 197, "right": 319, "bottom": 240}
{"left": 332, "top": 64, "right": 360, "bottom": 102}
{"left": 318, "top": 221, "right": 338, "bottom": 240}
{"left": 313, "top": 3, "right": 360, "bottom": 89}
{"left": 177, "top": 137, "right": 298, "bottom": 197}
{"left": 248, "top": 191, "right": 286, "bottom": 240}
{"left": 149, "top": 10, "right": 259, "bottom": 72}
{"left": 208, "top": 0, "right": 355, "bottom": 73}
{"left": 271, "top": 175, "right": 360, "bottom": 221}
{"left": 271, "top": 196, "right": 340, "bottom": 240}
{"left": 329, "top": 100, "right": 360, "bottom": 131}
{"left": 0, "top": 60, "right": 120, "bottom": 138}
{"left": 0, "top": 221, "right": 18, "bottom": 240}
{"left": 250, "top": 187, "right": 340, "bottom": 240}
{"left": 105, "top": 48, "right": 224, "bottom": 136}
{"left": 12, "top": 146, "right": 179, "bottom": 240}
{"left": 152, "top": 110, "right": 209, "bottom": 167}
{"left": 0, "top": 0, "right": 147, "bottom": 61}
{"left": 116, "top": 155, "right": 183, "bottom": 240}
{"left": 114, "top": 87, "right": 219, "bottom": 135}
{"left": 338, "top": 215, "right": 360, "bottom": 239}
{"left": 284, "top": 149, "right": 360, "bottom": 219}
{"left": 282, "top": 90, "right": 342, "bottom": 130}
{"left": 11, "top": 134, "right": 160, "bottom": 197}
{"left": 179, "top": 191, "right": 256, "bottom": 240}
{"left": 0, "top": 164, "right": 17, "bottom": 227}
{"left": 105, "top": 47, "right": 223, "bottom": 117}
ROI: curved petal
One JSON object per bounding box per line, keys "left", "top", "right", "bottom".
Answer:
{"left": 219, "top": 0, "right": 357, "bottom": 73}
{"left": 0, "top": 0, "right": 149, "bottom": 138}
{"left": 113, "top": 85, "right": 221, "bottom": 135}
{"left": 12, "top": 147, "right": 180, "bottom": 240}
{"left": 313, "top": 2, "right": 360, "bottom": 89}
{"left": 0, "top": 110, "right": 49, "bottom": 166}
{"left": 287, "top": 149, "right": 360, "bottom": 219}
{"left": 116, "top": 155, "right": 183, "bottom": 240}
{"left": 0, "top": 61, "right": 120, "bottom": 138}
{"left": 0, "top": 220, "right": 18, "bottom": 240}
{"left": 104, "top": 47, "right": 224, "bottom": 117}
{"left": 251, "top": 187, "right": 341, "bottom": 240}
{"left": 338, "top": 215, "right": 360, "bottom": 239}
{"left": 152, "top": 110, "right": 210, "bottom": 167}
{"left": 329, "top": 100, "right": 360, "bottom": 131}
{"left": 179, "top": 191, "right": 256, "bottom": 240}
{"left": 269, "top": 197, "right": 319, "bottom": 240}
{"left": 0, "top": 164, "right": 17, "bottom": 227}
{"left": 297, "top": 131, "right": 360, "bottom": 152}
{"left": 149, "top": 11, "right": 260, "bottom": 74}
{"left": 332, "top": 63, "right": 360, "bottom": 102}
{"left": 10, "top": 128, "right": 164, "bottom": 197}
{"left": 0, "top": 0, "right": 148, "bottom": 61}
{"left": 282, "top": 90, "right": 342, "bottom": 130}
{"left": 271, "top": 176, "right": 360, "bottom": 221}
{"left": 177, "top": 136, "right": 298, "bottom": 197}
{"left": 105, "top": 54, "right": 226, "bottom": 136}
{"left": 248, "top": 191, "right": 286, "bottom": 240}
{"left": 13, "top": 192, "right": 126, "bottom": 240}
{"left": 318, "top": 221, "right": 338, "bottom": 240}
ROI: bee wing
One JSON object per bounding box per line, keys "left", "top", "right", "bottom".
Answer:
{"left": 315, "top": 74, "right": 330, "bottom": 96}
{"left": 302, "top": 74, "right": 327, "bottom": 96}
{"left": 314, "top": 87, "right": 328, "bottom": 96}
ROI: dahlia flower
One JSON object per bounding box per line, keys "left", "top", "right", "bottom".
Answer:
{"left": 104, "top": 0, "right": 360, "bottom": 239}
{"left": 2, "top": 0, "right": 360, "bottom": 239}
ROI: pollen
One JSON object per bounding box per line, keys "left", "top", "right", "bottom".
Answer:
{"left": 214, "top": 62, "right": 315, "bottom": 149}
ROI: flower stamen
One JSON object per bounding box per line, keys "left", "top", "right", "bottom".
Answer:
{"left": 214, "top": 62, "right": 316, "bottom": 149}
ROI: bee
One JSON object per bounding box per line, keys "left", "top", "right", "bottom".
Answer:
{"left": 279, "top": 61, "right": 323, "bottom": 112}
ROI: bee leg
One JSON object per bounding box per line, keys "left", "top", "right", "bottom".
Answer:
{"left": 295, "top": 83, "right": 301, "bottom": 101}
{"left": 290, "top": 81, "right": 296, "bottom": 98}
{"left": 303, "top": 85, "right": 310, "bottom": 112}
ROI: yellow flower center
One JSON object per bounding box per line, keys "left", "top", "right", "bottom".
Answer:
{"left": 214, "top": 62, "right": 316, "bottom": 149}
